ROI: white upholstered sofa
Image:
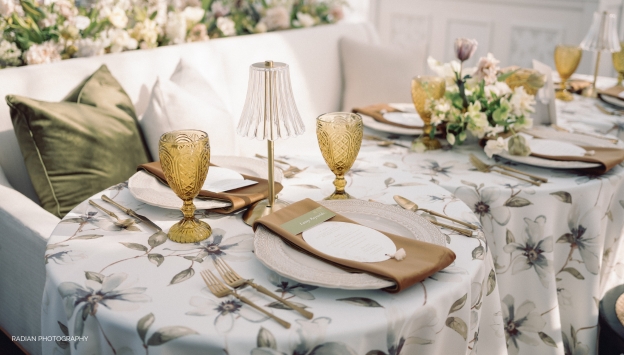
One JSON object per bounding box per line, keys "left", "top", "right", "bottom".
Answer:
{"left": 0, "top": 22, "right": 396, "bottom": 354}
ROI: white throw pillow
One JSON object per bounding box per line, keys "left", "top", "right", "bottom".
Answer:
{"left": 339, "top": 37, "right": 426, "bottom": 111}
{"left": 140, "top": 59, "right": 235, "bottom": 159}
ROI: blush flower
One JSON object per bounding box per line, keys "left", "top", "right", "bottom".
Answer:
{"left": 484, "top": 137, "right": 508, "bottom": 158}
{"left": 262, "top": 6, "right": 290, "bottom": 31}
{"left": 24, "top": 41, "right": 61, "bottom": 65}
{"left": 473, "top": 53, "right": 501, "bottom": 85}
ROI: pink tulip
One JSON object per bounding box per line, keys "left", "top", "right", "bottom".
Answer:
{"left": 454, "top": 38, "right": 478, "bottom": 62}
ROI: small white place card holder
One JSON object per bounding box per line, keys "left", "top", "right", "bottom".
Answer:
{"left": 532, "top": 59, "right": 558, "bottom": 126}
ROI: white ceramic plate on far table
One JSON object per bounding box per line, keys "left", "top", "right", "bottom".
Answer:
{"left": 128, "top": 156, "right": 282, "bottom": 210}
{"left": 254, "top": 199, "right": 446, "bottom": 290}
{"left": 496, "top": 139, "right": 601, "bottom": 169}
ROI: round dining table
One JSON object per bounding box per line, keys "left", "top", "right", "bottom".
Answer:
{"left": 41, "top": 147, "right": 507, "bottom": 355}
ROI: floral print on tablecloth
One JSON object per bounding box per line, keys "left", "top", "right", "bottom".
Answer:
{"left": 42, "top": 149, "right": 508, "bottom": 355}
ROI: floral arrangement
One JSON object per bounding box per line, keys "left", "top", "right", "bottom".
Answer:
{"left": 0, "top": 0, "right": 344, "bottom": 68}
{"left": 427, "top": 38, "right": 545, "bottom": 157}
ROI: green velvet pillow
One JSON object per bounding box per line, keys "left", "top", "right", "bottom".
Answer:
{"left": 7, "top": 65, "right": 150, "bottom": 217}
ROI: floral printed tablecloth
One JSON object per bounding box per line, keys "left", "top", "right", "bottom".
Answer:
{"left": 351, "top": 91, "right": 624, "bottom": 355}
{"left": 42, "top": 149, "right": 508, "bottom": 355}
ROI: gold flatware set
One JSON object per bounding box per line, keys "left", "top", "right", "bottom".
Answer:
{"left": 255, "top": 154, "right": 307, "bottom": 178}
{"left": 394, "top": 195, "right": 477, "bottom": 237}
{"left": 469, "top": 154, "right": 547, "bottom": 186}
{"left": 89, "top": 195, "right": 162, "bottom": 232}
{"left": 201, "top": 257, "right": 315, "bottom": 329}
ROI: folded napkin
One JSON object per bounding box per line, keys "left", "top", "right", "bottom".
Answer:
{"left": 566, "top": 79, "right": 592, "bottom": 94}
{"left": 138, "top": 162, "right": 283, "bottom": 214}
{"left": 253, "top": 198, "right": 456, "bottom": 293}
{"left": 353, "top": 103, "right": 422, "bottom": 129}
{"left": 531, "top": 146, "right": 624, "bottom": 174}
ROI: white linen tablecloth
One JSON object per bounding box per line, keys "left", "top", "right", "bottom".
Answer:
{"left": 41, "top": 149, "right": 507, "bottom": 355}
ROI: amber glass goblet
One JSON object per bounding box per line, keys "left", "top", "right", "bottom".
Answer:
{"left": 612, "top": 42, "right": 624, "bottom": 86}
{"left": 411, "top": 76, "right": 446, "bottom": 150}
{"left": 159, "top": 130, "right": 212, "bottom": 243}
{"left": 554, "top": 45, "right": 582, "bottom": 101}
{"left": 316, "top": 112, "right": 363, "bottom": 200}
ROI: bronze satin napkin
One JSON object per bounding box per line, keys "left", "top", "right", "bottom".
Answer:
{"left": 137, "top": 161, "right": 283, "bottom": 214}
{"left": 353, "top": 104, "right": 422, "bottom": 129}
{"left": 531, "top": 146, "right": 624, "bottom": 174}
{"left": 252, "top": 198, "right": 456, "bottom": 293}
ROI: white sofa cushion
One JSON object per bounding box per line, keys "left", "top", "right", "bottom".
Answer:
{"left": 140, "top": 59, "right": 235, "bottom": 158}
{"left": 339, "top": 37, "right": 425, "bottom": 112}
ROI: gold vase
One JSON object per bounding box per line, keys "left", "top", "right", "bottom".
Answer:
{"left": 316, "top": 112, "right": 363, "bottom": 200}
{"left": 159, "top": 130, "right": 212, "bottom": 243}
{"left": 613, "top": 42, "right": 624, "bottom": 86}
{"left": 411, "top": 76, "right": 446, "bottom": 150}
{"left": 554, "top": 45, "right": 582, "bottom": 101}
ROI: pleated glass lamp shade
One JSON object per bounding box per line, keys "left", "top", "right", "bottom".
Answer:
{"left": 237, "top": 61, "right": 305, "bottom": 141}
{"left": 580, "top": 11, "right": 621, "bottom": 52}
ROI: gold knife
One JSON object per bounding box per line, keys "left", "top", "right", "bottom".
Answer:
{"left": 101, "top": 195, "right": 162, "bottom": 231}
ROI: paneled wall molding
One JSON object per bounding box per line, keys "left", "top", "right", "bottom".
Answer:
{"left": 370, "top": 0, "right": 623, "bottom": 76}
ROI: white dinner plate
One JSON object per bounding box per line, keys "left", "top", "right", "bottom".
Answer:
{"left": 383, "top": 112, "right": 424, "bottom": 127}
{"left": 601, "top": 94, "right": 624, "bottom": 109}
{"left": 128, "top": 156, "right": 282, "bottom": 210}
{"left": 254, "top": 199, "right": 447, "bottom": 290}
{"left": 496, "top": 152, "right": 601, "bottom": 169}
{"left": 361, "top": 114, "right": 423, "bottom": 136}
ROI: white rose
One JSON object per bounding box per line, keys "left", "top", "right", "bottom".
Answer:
{"left": 102, "top": 28, "right": 137, "bottom": 53}
{"left": 484, "top": 137, "right": 508, "bottom": 158}
{"left": 182, "top": 6, "right": 204, "bottom": 26}
{"left": 130, "top": 19, "right": 160, "bottom": 49}
{"left": 295, "top": 12, "right": 315, "bottom": 27}
{"left": 509, "top": 86, "right": 536, "bottom": 116}
{"left": 166, "top": 12, "right": 187, "bottom": 44}
{"left": 216, "top": 16, "right": 236, "bottom": 36}
{"left": 108, "top": 6, "right": 128, "bottom": 28}
{"left": 72, "top": 15, "right": 90, "bottom": 30}
{"left": 23, "top": 41, "right": 62, "bottom": 65}
{"left": 39, "top": 13, "right": 58, "bottom": 28}
{"left": 74, "top": 37, "right": 109, "bottom": 57}
{"left": 484, "top": 81, "right": 511, "bottom": 99}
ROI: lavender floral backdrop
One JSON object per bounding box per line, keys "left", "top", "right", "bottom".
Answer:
{"left": 0, "top": 0, "right": 344, "bottom": 67}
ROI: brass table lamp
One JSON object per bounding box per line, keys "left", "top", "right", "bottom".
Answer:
{"left": 237, "top": 61, "right": 305, "bottom": 225}
{"left": 580, "top": 11, "right": 621, "bottom": 98}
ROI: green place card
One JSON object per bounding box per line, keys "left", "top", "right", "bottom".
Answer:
{"left": 280, "top": 206, "right": 336, "bottom": 235}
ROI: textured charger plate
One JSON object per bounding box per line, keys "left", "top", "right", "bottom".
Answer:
{"left": 128, "top": 156, "right": 282, "bottom": 210}
{"left": 496, "top": 152, "right": 601, "bottom": 169}
{"left": 254, "top": 199, "right": 446, "bottom": 290}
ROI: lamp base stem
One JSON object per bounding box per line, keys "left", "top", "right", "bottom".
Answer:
{"left": 243, "top": 198, "right": 290, "bottom": 226}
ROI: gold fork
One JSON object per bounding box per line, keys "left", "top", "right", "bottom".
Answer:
{"left": 469, "top": 154, "right": 543, "bottom": 186}
{"left": 200, "top": 269, "right": 291, "bottom": 328}
{"left": 213, "top": 258, "right": 313, "bottom": 319}
{"left": 255, "top": 154, "right": 306, "bottom": 178}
